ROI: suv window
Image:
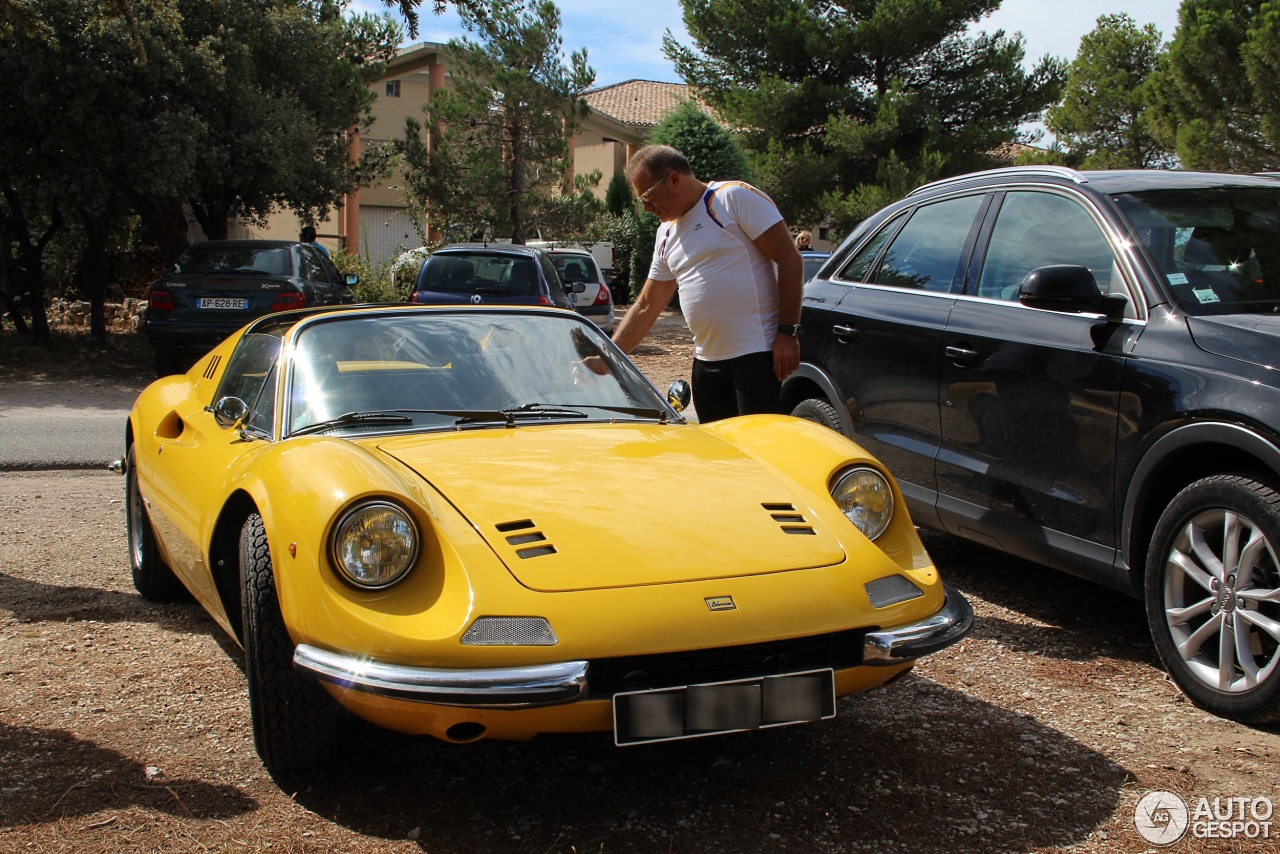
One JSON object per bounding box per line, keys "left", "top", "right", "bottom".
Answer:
{"left": 835, "top": 213, "right": 904, "bottom": 283}
{"left": 872, "top": 195, "right": 982, "bottom": 292}
{"left": 977, "top": 191, "right": 1123, "bottom": 302}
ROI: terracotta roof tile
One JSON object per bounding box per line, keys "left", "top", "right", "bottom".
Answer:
{"left": 583, "top": 80, "right": 708, "bottom": 128}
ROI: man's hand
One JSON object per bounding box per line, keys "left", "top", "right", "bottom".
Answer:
{"left": 773, "top": 333, "right": 800, "bottom": 381}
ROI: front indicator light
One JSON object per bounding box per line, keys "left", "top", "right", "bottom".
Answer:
{"left": 831, "top": 467, "right": 894, "bottom": 541}
{"left": 461, "top": 617, "right": 559, "bottom": 646}
{"left": 331, "top": 501, "right": 419, "bottom": 588}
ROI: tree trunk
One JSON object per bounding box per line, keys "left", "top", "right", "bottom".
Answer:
{"left": 82, "top": 215, "right": 110, "bottom": 343}
{"left": 137, "top": 198, "right": 192, "bottom": 266}
{"left": 508, "top": 111, "right": 525, "bottom": 244}
{"left": 192, "top": 200, "right": 232, "bottom": 241}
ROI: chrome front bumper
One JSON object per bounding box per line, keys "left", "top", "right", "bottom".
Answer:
{"left": 294, "top": 644, "right": 587, "bottom": 709}
{"left": 295, "top": 585, "right": 973, "bottom": 709}
{"left": 862, "top": 585, "right": 974, "bottom": 665}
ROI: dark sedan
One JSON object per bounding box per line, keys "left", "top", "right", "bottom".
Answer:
{"left": 145, "top": 239, "right": 356, "bottom": 375}
{"left": 783, "top": 166, "right": 1280, "bottom": 724}
{"left": 408, "top": 243, "right": 580, "bottom": 310}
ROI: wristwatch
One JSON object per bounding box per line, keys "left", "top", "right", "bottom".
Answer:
{"left": 777, "top": 323, "right": 802, "bottom": 337}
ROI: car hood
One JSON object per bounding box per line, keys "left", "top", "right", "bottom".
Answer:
{"left": 374, "top": 424, "right": 848, "bottom": 592}
{"left": 1187, "top": 314, "right": 1280, "bottom": 371}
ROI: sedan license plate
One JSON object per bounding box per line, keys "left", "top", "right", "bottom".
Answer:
{"left": 197, "top": 297, "right": 250, "bottom": 310}
{"left": 613, "top": 669, "right": 835, "bottom": 746}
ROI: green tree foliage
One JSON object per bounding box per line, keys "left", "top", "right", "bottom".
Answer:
{"left": 605, "top": 171, "right": 633, "bottom": 217}
{"left": 665, "top": 0, "right": 1066, "bottom": 233}
{"left": 1048, "top": 14, "right": 1174, "bottom": 169}
{"left": 646, "top": 101, "right": 752, "bottom": 181}
{"left": 394, "top": 0, "right": 596, "bottom": 245}
{"left": 0, "top": 0, "right": 398, "bottom": 344}
{"left": 1147, "top": 0, "right": 1280, "bottom": 171}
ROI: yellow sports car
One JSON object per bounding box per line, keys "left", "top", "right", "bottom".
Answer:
{"left": 121, "top": 304, "right": 972, "bottom": 775}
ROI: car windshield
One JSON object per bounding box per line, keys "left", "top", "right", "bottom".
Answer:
{"left": 284, "top": 312, "right": 670, "bottom": 436}
{"left": 1112, "top": 186, "right": 1280, "bottom": 316}
{"left": 549, "top": 255, "right": 597, "bottom": 284}
{"left": 176, "top": 245, "right": 294, "bottom": 277}
{"left": 802, "top": 253, "right": 828, "bottom": 282}
{"left": 420, "top": 253, "right": 538, "bottom": 295}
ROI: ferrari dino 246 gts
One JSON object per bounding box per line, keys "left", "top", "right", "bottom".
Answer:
{"left": 121, "top": 304, "right": 972, "bottom": 774}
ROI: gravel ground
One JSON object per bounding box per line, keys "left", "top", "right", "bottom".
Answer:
{"left": 1, "top": 315, "right": 1278, "bottom": 852}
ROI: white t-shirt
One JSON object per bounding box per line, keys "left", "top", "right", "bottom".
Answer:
{"left": 648, "top": 181, "right": 783, "bottom": 361}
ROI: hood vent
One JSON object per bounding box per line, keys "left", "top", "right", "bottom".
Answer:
{"left": 497, "top": 519, "right": 557, "bottom": 559}
{"left": 763, "top": 502, "right": 816, "bottom": 536}
{"left": 202, "top": 354, "right": 222, "bottom": 380}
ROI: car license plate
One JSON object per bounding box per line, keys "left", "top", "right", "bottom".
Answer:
{"left": 197, "top": 297, "right": 250, "bottom": 310}
{"left": 612, "top": 669, "right": 835, "bottom": 746}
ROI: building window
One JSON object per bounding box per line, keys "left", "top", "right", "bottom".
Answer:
{"left": 386, "top": 80, "right": 401, "bottom": 98}
{"left": 818, "top": 227, "right": 829, "bottom": 241}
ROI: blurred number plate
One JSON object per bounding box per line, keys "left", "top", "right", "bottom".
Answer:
{"left": 613, "top": 669, "right": 835, "bottom": 746}
{"left": 197, "top": 297, "right": 249, "bottom": 310}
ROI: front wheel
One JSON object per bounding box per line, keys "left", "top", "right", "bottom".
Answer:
{"left": 240, "top": 513, "right": 340, "bottom": 774}
{"left": 792, "top": 398, "right": 841, "bottom": 433}
{"left": 126, "top": 445, "right": 185, "bottom": 601}
{"left": 1145, "top": 474, "right": 1280, "bottom": 723}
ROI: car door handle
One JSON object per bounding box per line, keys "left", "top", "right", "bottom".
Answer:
{"left": 945, "top": 345, "right": 978, "bottom": 366}
{"left": 832, "top": 324, "right": 859, "bottom": 342}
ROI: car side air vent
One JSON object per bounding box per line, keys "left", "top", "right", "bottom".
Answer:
{"left": 202, "top": 355, "right": 221, "bottom": 380}
{"left": 497, "top": 520, "right": 557, "bottom": 558}
{"left": 762, "top": 503, "right": 816, "bottom": 536}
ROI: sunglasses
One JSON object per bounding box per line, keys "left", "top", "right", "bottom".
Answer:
{"left": 637, "top": 173, "right": 669, "bottom": 203}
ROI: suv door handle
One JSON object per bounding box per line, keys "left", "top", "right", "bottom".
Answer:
{"left": 832, "top": 324, "right": 859, "bottom": 342}
{"left": 945, "top": 345, "right": 978, "bottom": 366}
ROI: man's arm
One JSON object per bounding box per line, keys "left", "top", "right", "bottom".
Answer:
{"left": 752, "top": 220, "right": 804, "bottom": 380}
{"left": 610, "top": 277, "right": 678, "bottom": 354}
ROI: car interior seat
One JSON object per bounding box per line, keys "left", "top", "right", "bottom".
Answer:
{"left": 562, "top": 260, "right": 589, "bottom": 282}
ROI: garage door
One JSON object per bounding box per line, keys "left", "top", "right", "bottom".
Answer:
{"left": 359, "top": 206, "right": 424, "bottom": 267}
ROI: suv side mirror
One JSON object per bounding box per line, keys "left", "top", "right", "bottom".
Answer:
{"left": 1019, "top": 264, "right": 1127, "bottom": 321}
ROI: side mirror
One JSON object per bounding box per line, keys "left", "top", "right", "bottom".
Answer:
{"left": 345, "top": 273, "right": 360, "bottom": 287}
{"left": 1018, "top": 264, "right": 1127, "bottom": 320}
{"left": 211, "top": 396, "right": 250, "bottom": 430}
{"left": 569, "top": 282, "right": 586, "bottom": 294}
{"left": 667, "top": 379, "right": 691, "bottom": 413}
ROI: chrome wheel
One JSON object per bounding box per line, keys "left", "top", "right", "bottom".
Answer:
{"left": 1147, "top": 474, "right": 1280, "bottom": 722}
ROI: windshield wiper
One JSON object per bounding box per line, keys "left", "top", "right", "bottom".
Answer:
{"left": 513, "top": 402, "right": 670, "bottom": 422}
{"left": 290, "top": 411, "right": 413, "bottom": 436}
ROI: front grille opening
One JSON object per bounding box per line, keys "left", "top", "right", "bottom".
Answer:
{"left": 587, "top": 628, "right": 864, "bottom": 698}
{"left": 497, "top": 519, "right": 536, "bottom": 532}
{"left": 762, "top": 503, "right": 795, "bottom": 511}
{"left": 782, "top": 526, "right": 817, "bottom": 536}
{"left": 516, "top": 545, "right": 557, "bottom": 559}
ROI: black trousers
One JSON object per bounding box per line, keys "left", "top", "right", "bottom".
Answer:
{"left": 691, "top": 351, "right": 782, "bottom": 423}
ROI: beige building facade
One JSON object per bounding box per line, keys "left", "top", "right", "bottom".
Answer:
{"left": 242, "top": 43, "right": 649, "bottom": 266}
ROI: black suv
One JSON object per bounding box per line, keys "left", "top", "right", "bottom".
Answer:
{"left": 783, "top": 166, "right": 1280, "bottom": 723}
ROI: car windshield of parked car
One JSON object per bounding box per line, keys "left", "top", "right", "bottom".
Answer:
{"left": 1113, "top": 186, "right": 1280, "bottom": 316}
{"left": 420, "top": 253, "right": 539, "bottom": 296}
{"left": 285, "top": 312, "right": 669, "bottom": 436}
{"left": 550, "top": 254, "right": 598, "bottom": 283}
{"left": 801, "top": 253, "right": 829, "bottom": 283}
{"left": 176, "top": 245, "right": 293, "bottom": 277}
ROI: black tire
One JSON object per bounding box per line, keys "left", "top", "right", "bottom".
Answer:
{"left": 126, "top": 445, "right": 186, "bottom": 601}
{"left": 792, "top": 398, "right": 842, "bottom": 433}
{"left": 240, "top": 513, "right": 339, "bottom": 774}
{"left": 1145, "top": 474, "right": 1280, "bottom": 723}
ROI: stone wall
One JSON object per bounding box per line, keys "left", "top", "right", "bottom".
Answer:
{"left": 46, "top": 298, "right": 146, "bottom": 332}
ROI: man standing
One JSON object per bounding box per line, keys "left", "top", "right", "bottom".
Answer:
{"left": 611, "top": 145, "right": 803, "bottom": 423}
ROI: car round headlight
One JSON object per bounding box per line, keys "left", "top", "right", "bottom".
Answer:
{"left": 331, "top": 501, "right": 419, "bottom": 589}
{"left": 831, "top": 467, "right": 894, "bottom": 541}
